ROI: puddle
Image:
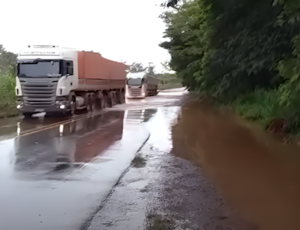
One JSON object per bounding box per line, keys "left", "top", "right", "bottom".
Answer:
{"left": 128, "top": 179, "right": 150, "bottom": 190}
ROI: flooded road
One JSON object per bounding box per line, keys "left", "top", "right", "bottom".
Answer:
{"left": 0, "top": 88, "right": 187, "bottom": 230}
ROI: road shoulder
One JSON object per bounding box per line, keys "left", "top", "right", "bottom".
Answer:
{"left": 86, "top": 143, "right": 256, "bottom": 230}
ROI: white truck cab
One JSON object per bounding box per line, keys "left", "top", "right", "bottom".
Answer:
{"left": 126, "top": 72, "right": 159, "bottom": 99}
{"left": 16, "top": 45, "right": 78, "bottom": 116}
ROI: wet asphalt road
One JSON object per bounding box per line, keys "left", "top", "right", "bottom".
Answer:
{"left": 0, "top": 88, "right": 187, "bottom": 230}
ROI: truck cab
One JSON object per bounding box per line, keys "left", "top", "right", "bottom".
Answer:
{"left": 126, "top": 72, "right": 159, "bottom": 99}
{"left": 16, "top": 45, "right": 78, "bottom": 117}
{"left": 126, "top": 72, "right": 147, "bottom": 99}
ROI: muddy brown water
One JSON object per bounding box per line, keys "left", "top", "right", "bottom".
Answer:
{"left": 172, "top": 101, "right": 300, "bottom": 230}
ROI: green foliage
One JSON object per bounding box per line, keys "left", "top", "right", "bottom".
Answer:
{"left": 156, "top": 73, "right": 182, "bottom": 90}
{"left": 160, "top": 0, "right": 300, "bottom": 133}
{"left": 159, "top": 0, "right": 212, "bottom": 90}
{"left": 0, "top": 45, "right": 17, "bottom": 76}
{"left": 128, "top": 62, "right": 146, "bottom": 73}
{"left": 206, "top": 0, "right": 298, "bottom": 102}
{"left": 232, "top": 90, "right": 281, "bottom": 127}
{"left": 0, "top": 71, "right": 19, "bottom": 118}
{"left": 0, "top": 44, "right": 19, "bottom": 117}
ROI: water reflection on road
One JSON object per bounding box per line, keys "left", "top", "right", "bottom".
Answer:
{"left": 0, "top": 109, "right": 151, "bottom": 230}
{"left": 12, "top": 111, "right": 125, "bottom": 179}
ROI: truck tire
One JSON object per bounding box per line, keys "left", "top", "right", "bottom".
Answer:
{"left": 117, "top": 91, "right": 125, "bottom": 104}
{"left": 100, "top": 96, "right": 106, "bottom": 109}
{"left": 86, "top": 95, "right": 95, "bottom": 112}
{"left": 69, "top": 93, "right": 76, "bottom": 115}
{"left": 113, "top": 93, "right": 118, "bottom": 106}
{"left": 69, "top": 100, "right": 76, "bottom": 115}
{"left": 107, "top": 93, "right": 114, "bottom": 108}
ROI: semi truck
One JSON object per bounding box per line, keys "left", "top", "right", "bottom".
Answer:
{"left": 126, "top": 72, "right": 159, "bottom": 99}
{"left": 15, "top": 45, "right": 128, "bottom": 117}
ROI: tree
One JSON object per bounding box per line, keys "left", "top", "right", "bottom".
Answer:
{"left": 128, "top": 62, "right": 146, "bottom": 73}
{"left": 161, "top": 0, "right": 180, "bottom": 8}
{"left": 160, "top": 0, "right": 300, "bottom": 101}
{"left": 0, "top": 45, "right": 17, "bottom": 76}
{"left": 146, "top": 62, "right": 155, "bottom": 76}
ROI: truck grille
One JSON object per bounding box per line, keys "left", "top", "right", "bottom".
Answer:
{"left": 128, "top": 88, "right": 142, "bottom": 97}
{"left": 20, "top": 79, "right": 58, "bottom": 106}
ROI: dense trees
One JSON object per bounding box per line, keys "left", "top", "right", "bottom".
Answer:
{"left": 128, "top": 62, "right": 156, "bottom": 76}
{"left": 160, "top": 0, "right": 300, "bottom": 131}
{"left": 0, "top": 45, "right": 18, "bottom": 117}
{"left": 0, "top": 45, "right": 17, "bottom": 77}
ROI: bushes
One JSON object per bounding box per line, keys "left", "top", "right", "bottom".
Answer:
{"left": 0, "top": 73, "right": 19, "bottom": 118}
{"left": 160, "top": 0, "right": 300, "bottom": 133}
{"left": 0, "top": 44, "right": 19, "bottom": 118}
{"left": 232, "top": 90, "right": 281, "bottom": 127}
{"left": 157, "top": 73, "right": 182, "bottom": 90}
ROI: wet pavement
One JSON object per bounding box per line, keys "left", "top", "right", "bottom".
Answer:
{"left": 85, "top": 99, "right": 256, "bottom": 230}
{"left": 0, "top": 88, "right": 188, "bottom": 230}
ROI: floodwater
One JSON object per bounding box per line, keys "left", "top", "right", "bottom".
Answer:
{"left": 0, "top": 88, "right": 187, "bottom": 230}
{"left": 172, "top": 101, "right": 300, "bottom": 230}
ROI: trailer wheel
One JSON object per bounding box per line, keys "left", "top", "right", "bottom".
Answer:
{"left": 100, "top": 96, "right": 106, "bottom": 109}
{"left": 107, "top": 92, "right": 115, "bottom": 108}
{"left": 86, "top": 95, "right": 95, "bottom": 112}
{"left": 117, "top": 90, "right": 125, "bottom": 104}
{"left": 113, "top": 94, "right": 117, "bottom": 106}
{"left": 105, "top": 95, "right": 112, "bottom": 108}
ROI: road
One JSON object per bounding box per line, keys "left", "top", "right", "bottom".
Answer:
{"left": 0, "top": 88, "right": 187, "bottom": 230}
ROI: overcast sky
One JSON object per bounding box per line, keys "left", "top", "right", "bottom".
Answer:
{"left": 1, "top": 0, "right": 170, "bottom": 72}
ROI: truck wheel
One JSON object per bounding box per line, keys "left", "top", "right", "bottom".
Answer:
{"left": 86, "top": 96, "right": 95, "bottom": 112}
{"left": 117, "top": 91, "right": 125, "bottom": 104}
{"left": 107, "top": 94, "right": 113, "bottom": 108}
{"left": 100, "top": 96, "right": 106, "bottom": 109}
{"left": 113, "top": 93, "right": 118, "bottom": 106}
{"left": 69, "top": 97, "right": 76, "bottom": 115}
{"left": 122, "top": 91, "right": 126, "bottom": 103}
{"left": 23, "top": 113, "right": 33, "bottom": 118}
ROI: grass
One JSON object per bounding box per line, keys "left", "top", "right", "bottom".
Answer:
{"left": 0, "top": 73, "right": 19, "bottom": 118}
{"left": 158, "top": 74, "right": 182, "bottom": 90}
{"left": 159, "top": 82, "right": 183, "bottom": 90}
{"left": 231, "top": 89, "right": 281, "bottom": 129}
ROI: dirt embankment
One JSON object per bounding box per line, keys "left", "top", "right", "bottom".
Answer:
{"left": 172, "top": 101, "right": 300, "bottom": 230}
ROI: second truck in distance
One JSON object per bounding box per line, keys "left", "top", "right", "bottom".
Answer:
{"left": 126, "top": 72, "right": 159, "bottom": 99}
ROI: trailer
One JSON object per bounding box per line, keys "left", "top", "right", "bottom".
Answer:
{"left": 15, "top": 45, "right": 128, "bottom": 117}
{"left": 126, "top": 72, "right": 159, "bottom": 99}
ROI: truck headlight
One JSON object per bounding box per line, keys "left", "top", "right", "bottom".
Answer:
{"left": 16, "top": 100, "right": 23, "bottom": 108}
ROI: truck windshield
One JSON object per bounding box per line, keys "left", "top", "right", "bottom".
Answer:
{"left": 18, "top": 61, "right": 61, "bottom": 78}
{"left": 128, "top": 78, "right": 142, "bottom": 85}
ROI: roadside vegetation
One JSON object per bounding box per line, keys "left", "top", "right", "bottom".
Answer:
{"left": 156, "top": 73, "right": 182, "bottom": 90}
{"left": 160, "top": 0, "right": 300, "bottom": 134}
{"left": 0, "top": 45, "right": 19, "bottom": 118}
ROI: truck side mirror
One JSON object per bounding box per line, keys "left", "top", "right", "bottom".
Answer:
{"left": 67, "top": 67, "right": 73, "bottom": 75}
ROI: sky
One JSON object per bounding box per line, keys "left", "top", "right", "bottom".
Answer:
{"left": 0, "top": 0, "right": 171, "bottom": 73}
